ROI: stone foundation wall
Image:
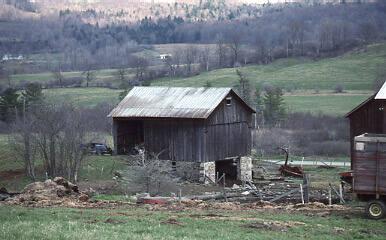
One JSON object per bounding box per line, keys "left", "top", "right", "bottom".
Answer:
{"left": 173, "top": 161, "right": 215, "bottom": 184}
{"left": 199, "top": 161, "right": 216, "bottom": 184}
{"left": 237, "top": 156, "right": 253, "bottom": 181}
{"left": 161, "top": 158, "right": 252, "bottom": 184}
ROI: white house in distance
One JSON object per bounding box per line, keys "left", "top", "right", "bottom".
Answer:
{"left": 1, "top": 54, "right": 24, "bottom": 62}
{"left": 159, "top": 54, "right": 172, "bottom": 60}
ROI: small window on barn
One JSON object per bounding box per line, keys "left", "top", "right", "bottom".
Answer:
{"left": 226, "top": 97, "right": 232, "bottom": 106}
{"left": 355, "top": 142, "right": 365, "bottom": 151}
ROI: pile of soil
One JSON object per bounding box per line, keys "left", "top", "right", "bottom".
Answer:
{"left": 4, "top": 177, "right": 91, "bottom": 207}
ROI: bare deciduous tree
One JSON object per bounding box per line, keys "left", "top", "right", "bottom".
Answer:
{"left": 130, "top": 56, "right": 149, "bottom": 82}
{"left": 11, "top": 102, "right": 88, "bottom": 182}
{"left": 118, "top": 147, "right": 177, "bottom": 194}
{"left": 184, "top": 46, "right": 198, "bottom": 76}
{"left": 52, "top": 70, "right": 64, "bottom": 88}
{"left": 199, "top": 47, "right": 210, "bottom": 72}
{"left": 82, "top": 63, "right": 95, "bottom": 88}
{"left": 215, "top": 34, "right": 228, "bottom": 68}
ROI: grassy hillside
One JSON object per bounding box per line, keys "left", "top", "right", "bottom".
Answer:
{"left": 8, "top": 43, "right": 386, "bottom": 115}
{"left": 43, "top": 88, "right": 120, "bottom": 107}
{"left": 153, "top": 43, "right": 386, "bottom": 91}
{"left": 284, "top": 93, "right": 371, "bottom": 116}
{"left": 40, "top": 87, "right": 370, "bottom": 116}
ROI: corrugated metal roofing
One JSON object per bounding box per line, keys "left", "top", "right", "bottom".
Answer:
{"left": 375, "top": 81, "right": 386, "bottom": 99}
{"left": 108, "top": 86, "right": 254, "bottom": 119}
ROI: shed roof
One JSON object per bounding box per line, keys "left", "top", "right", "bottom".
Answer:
{"left": 108, "top": 86, "right": 255, "bottom": 119}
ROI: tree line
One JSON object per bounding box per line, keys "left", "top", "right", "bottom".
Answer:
{"left": 0, "top": 83, "right": 112, "bottom": 181}
{"left": 1, "top": 2, "right": 385, "bottom": 75}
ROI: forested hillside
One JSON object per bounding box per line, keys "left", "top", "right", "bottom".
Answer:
{"left": 0, "top": 1, "right": 385, "bottom": 76}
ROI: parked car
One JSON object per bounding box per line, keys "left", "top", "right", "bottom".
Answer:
{"left": 86, "top": 142, "right": 113, "bottom": 155}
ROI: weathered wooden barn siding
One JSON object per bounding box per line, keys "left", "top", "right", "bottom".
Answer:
{"left": 347, "top": 98, "right": 386, "bottom": 167}
{"left": 143, "top": 119, "right": 207, "bottom": 162}
{"left": 205, "top": 92, "right": 253, "bottom": 161}
{"left": 111, "top": 88, "right": 255, "bottom": 163}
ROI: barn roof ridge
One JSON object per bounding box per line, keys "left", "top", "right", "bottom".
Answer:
{"left": 108, "top": 86, "right": 255, "bottom": 119}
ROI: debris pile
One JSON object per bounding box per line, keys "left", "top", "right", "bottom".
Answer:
{"left": 145, "top": 199, "right": 350, "bottom": 212}
{"left": 4, "top": 177, "right": 91, "bottom": 207}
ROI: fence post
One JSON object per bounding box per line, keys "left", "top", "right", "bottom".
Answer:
{"left": 303, "top": 174, "right": 310, "bottom": 203}
{"left": 339, "top": 184, "right": 343, "bottom": 204}
{"left": 223, "top": 174, "right": 227, "bottom": 202}
{"left": 300, "top": 184, "right": 304, "bottom": 204}
{"left": 328, "top": 187, "right": 332, "bottom": 206}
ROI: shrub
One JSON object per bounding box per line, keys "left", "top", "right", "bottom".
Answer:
{"left": 334, "top": 84, "right": 344, "bottom": 93}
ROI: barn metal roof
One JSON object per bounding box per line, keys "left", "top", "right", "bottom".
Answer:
{"left": 108, "top": 86, "right": 255, "bottom": 119}
{"left": 375, "top": 81, "right": 386, "bottom": 99}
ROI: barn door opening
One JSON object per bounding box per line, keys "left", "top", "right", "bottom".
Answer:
{"left": 215, "top": 159, "right": 238, "bottom": 185}
{"left": 116, "top": 120, "right": 144, "bottom": 154}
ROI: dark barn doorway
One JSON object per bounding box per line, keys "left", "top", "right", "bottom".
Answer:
{"left": 116, "top": 120, "right": 144, "bottom": 154}
{"left": 215, "top": 159, "right": 238, "bottom": 185}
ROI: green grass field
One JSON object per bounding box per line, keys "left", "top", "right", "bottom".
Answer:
{"left": 43, "top": 87, "right": 121, "bottom": 107}
{"left": 284, "top": 93, "right": 371, "bottom": 116}
{"left": 1, "top": 204, "right": 385, "bottom": 240}
{"left": 10, "top": 42, "right": 386, "bottom": 90}
{"left": 153, "top": 43, "right": 386, "bottom": 91}
{"left": 7, "top": 42, "right": 386, "bottom": 115}
{"left": 40, "top": 87, "right": 371, "bottom": 116}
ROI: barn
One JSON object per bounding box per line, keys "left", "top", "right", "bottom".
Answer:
{"left": 108, "top": 87, "right": 256, "bottom": 183}
{"left": 345, "top": 82, "right": 386, "bottom": 166}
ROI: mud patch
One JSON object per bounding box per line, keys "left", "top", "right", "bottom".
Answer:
{"left": 189, "top": 213, "right": 228, "bottom": 218}
{"left": 104, "top": 218, "right": 126, "bottom": 224}
{"left": 161, "top": 218, "right": 184, "bottom": 226}
{"left": 243, "top": 220, "right": 306, "bottom": 232}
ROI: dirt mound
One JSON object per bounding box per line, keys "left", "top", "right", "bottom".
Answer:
{"left": 5, "top": 177, "right": 90, "bottom": 207}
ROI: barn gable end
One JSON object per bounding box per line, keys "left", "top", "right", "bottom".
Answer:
{"left": 346, "top": 82, "right": 386, "bottom": 167}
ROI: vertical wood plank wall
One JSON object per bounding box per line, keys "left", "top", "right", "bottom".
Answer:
{"left": 349, "top": 99, "right": 386, "bottom": 167}
{"left": 114, "top": 92, "right": 254, "bottom": 162}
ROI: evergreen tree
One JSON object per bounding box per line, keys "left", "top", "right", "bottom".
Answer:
{"left": 235, "top": 69, "right": 252, "bottom": 105}
{"left": 0, "top": 88, "right": 21, "bottom": 122}
{"left": 262, "top": 87, "right": 286, "bottom": 127}
{"left": 22, "top": 83, "right": 44, "bottom": 108}
{"left": 119, "top": 89, "right": 129, "bottom": 101}
{"left": 82, "top": 69, "right": 94, "bottom": 87}
{"left": 254, "top": 85, "right": 264, "bottom": 126}
{"left": 255, "top": 85, "right": 263, "bottom": 112}
{"left": 116, "top": 68, "right": 128, "bottom": 89}
{"left": 204, "top": 80, "right": 212, "bottom": 88}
